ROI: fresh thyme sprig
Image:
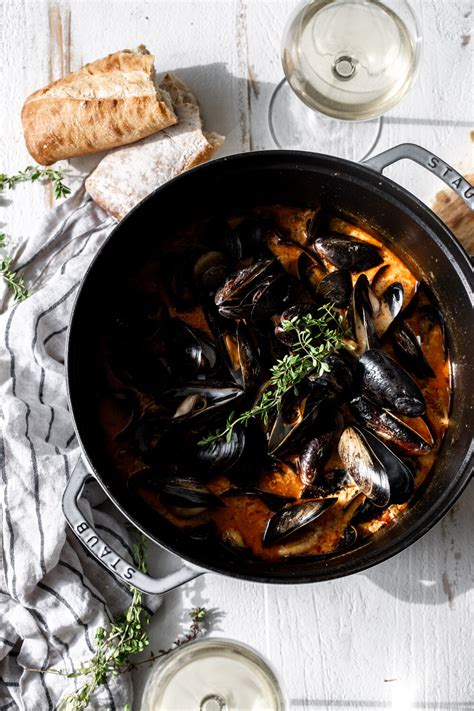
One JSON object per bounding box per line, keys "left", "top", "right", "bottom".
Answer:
{"left": 29, "top": 533, "right": 208, "bottom": 711}
{"left": 0, "top": 165, "right": 71, "bottom": 199}
{"left": 199, "top": 304, "right": 348, "bottom": 446}
{"left": 0, "top": 248, "right": 30, "bottom": 301}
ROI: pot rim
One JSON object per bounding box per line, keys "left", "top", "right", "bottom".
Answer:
{"left": 66, "top": 149, "right": 474, "bottom": 584}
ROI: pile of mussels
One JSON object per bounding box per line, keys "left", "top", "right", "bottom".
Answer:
{"left": 108, "top": 210, "right": 447, "bottom": 555}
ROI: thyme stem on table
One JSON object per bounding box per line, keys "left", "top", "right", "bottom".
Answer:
{"left": 199, "top": 303, "right": 349, "bottom": 446}
{"left": 27, "top": 533, "right": 207, "bottom": 711}
{"left": 0, "top": 165, "right": 71, "bottom": 200}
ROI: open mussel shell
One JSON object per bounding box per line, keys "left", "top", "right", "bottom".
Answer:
{"left": 158, "top": 477, "right": 225, "bottom": 509}
{"left": 392, "top": 322, "right": 435, "bottom": 379}
{"left": 166, "top": 319, "right": 217, "bottom": 379}
{"left": 221, "top": 320, "right": 261, "bottom": 389}
{"left": 204, "top": 217, "right": 242, "bottom": 263}
{"left": 314, "top": 233, "right": 383, "bottom": 273}
{"left": 338, "top": 426, "right": 390, "bottom": 507}
{"left": 350, "top": 395, "right": 433, "bottom": 456}
{"left": 362, "top": 429, "right": 415, "bottom": 504}
{"left": 195, "top": 426, "right": 246, "bottom": 476}
{"left": 359, "top": 349, "right": 426, "bottom": 417}
{"left": 317, "top": 352, "right": 355, "bottom": 402}
{"left": 299, "top": 414, "right": 343, "bottom": 486}
{"left": 166, "top": 382, "right": 243, "bottom": 424}
{"left": 316, "top": 269, "right": 352, "bottom": 308}
{"left": 268, "top": 382, "right": 330, "bottom": 455}
{"left": 214, "top": 259, "right": 275, "bottom": 318}
{"left": 350, "top": 274, "right": 380, "bottom": 353}
{"left": 221, "top": 487, "right": 296, "bottom": 511}
{"left": 263, "top": 497, "right": 338, "bottom": 547}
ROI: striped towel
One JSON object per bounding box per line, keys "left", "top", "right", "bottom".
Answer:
{"left": 0, "top": 188, "right": 159, "bottom": 710}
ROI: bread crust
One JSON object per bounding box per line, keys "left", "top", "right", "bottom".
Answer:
{"left": 85, "top": 72, "right": 224, "bottom": 220}
{"left": 21, "top": 47, "right": 177, "bottom": 165}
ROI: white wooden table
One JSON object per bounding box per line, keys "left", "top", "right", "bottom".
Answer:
{"left": 1, "top": 1, "right": 473, "bottom": 709}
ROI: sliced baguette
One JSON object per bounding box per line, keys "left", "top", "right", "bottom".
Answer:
{"left": 21, "top": 46, "right": 177, "bottom": 166}
{"left": 85, "top": 72, "right": 224, "bottom": 220}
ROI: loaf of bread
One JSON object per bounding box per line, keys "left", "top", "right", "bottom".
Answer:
{"left": 85, "top": 73, "right": 224, "bottom": 220}
{"left": 21, "top": 46, "right": 177, "bottom": 165}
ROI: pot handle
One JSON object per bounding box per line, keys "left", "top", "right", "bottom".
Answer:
{"left": 363, "top": 143, "right": 474, "bottom": 211}
{"left": 62, "top": 459, "right": 206, "bottom": 595}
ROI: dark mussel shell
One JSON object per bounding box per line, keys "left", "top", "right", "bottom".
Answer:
{"left": 193, "top": 250, "right": 230, "bottom": 294}
{"left": 338, "top": 426, "right": 390, "bottom": 507}
{"left": 166, "top": 382, "right": 243, "bottom": 424}
{"left": 214, "top": 260, "right": 275, "bottom": 318}
{"left": 250, "top": 272, "right": 292, "bottom": 322}
{"left": 158, "top": 477, "right": 224, "bottom": 508}
{"left": 351, "top": 274, "right": 380, "bottom": 353}
{"left": 263, "top": 497, "right": 338, "bottom": 546}
{"left": 274, "top": 303, "right": 312, "bottom": 346}
{"left": 358, "top": 349, "right": 426, "bottom": 417}
{"left": 303, "top": 468, "right": 352, "bottom": 498}
{"left": 317, "top": 352, "right": 355, "bottom": 402}
{"left": 234, "top": 216, "right": 273, "bottom": 258}
{"left": 297, "top": 251, "right": 327, "bottom": 294}
{"left": 204, "top": 217, "right": 243, "bottom": 262}
{"left": 350, "top": 395, "right": 433, "bottom": 456}
{"left": 166, "top": 319, "right": 217, "bottom": 379}
{"left": 315, "top": 269, "right": 353, "bottom": 308}
{"left": 268, "top": 382, "right": 330, "bottom": 455}
{"left": 299, "top": 414, "right": 343, "bottom": 486}
{"left": 363, "top": 429, "right": 415, "bottom": 504}
{"left": 226, "top": 419, "right": 269, "bottom": 486}
{"left": 221, "top": 487, "right": 296, "bottom": 512}
{"left": 392, "top": 322, "right": 435, "bottom": 379}
{"left": 195, "top": 426, "right": 246, "bottom": 476}
{"left": 222, "top": 320, "right": 261, "bottom": 389}
{"left": 314, "top": 233, "right": 383, "bottom": 273}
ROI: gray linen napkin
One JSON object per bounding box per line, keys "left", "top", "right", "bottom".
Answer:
{"left": 0, "top": 187, "right": 157, "bottom": 710}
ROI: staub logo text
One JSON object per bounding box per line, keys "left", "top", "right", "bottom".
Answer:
{"left": 76, "top": 520, "right": 135, "bottom": 580}
{"left": 427, "top": 155, "right": 474, "bottom": 199}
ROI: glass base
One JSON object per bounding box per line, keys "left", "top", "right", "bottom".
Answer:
{"left": 268, "top": 78, "right": 384, "bottom": 162}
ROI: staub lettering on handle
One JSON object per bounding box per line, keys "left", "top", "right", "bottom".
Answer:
{"left": 427, "top": 155, "right": 474, "bottom": 199}
{"left": 76, "top": 520, "right": 136, "bottom": 580}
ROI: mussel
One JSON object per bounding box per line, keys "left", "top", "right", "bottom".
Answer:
{"left": 392, "top": 322, "right": 435, "bottom": 379}
{"left": 158, "top": 477, "right": 224, "bottom": 508}
{"left": 338, "top": 425, "right": 414, "bottom": 506}
{"left": 234, "top": 217, "right": 273, "bottom": 258}
{"left": 166, "top": 319, "right": 217, "bottom": 379}
{"left": 350, "top": 395, "right": 433, "bottom": 456}
{"left": 263, "top": 497, "right": 338, "bottom": 546}
{"left": 193, "top": 250, "right": 230, "bottom": 294}
{"left": 195, "top": 426, "right": 246, "bottom": 475}
{"left": 358, "top": 349, "right": 426, "bottom": 417}
{"left": 166, "top": 382, "right": 243, "bottom": 424}
{"left": 298, "top": 414, "right": 343, "bottom": 486}
{"left": 268, "top": 382, "right": 331, "bottom": 454}
{"left": 214, "top": 260, "right": 275, "bottom": 318}
{"left": 315, "top": 269, "right": 353, "bottom": 308}
{"left": 314, "top": 234, "right": 383, "bottom": 273}
{"left": 221, "top": 320, "right": 261, "bottom": 389}
{"left": 338, "top": 426, "right": 390, "bottom": 507}
{"left": 274, "top": 304, "right": 312, "bottom": 346}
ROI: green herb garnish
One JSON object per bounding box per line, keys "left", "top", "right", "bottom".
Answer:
{"left": 28, "top": 533, "right": 208, "bottom": 711}
{"left": 0, "top": 165, "right": 71, "bottom": 200}
{"left": 0, "top": 248, "right": 30, "bottom": 302}
{"left": 199, "top": 304, "right": 348, "bottom": 446}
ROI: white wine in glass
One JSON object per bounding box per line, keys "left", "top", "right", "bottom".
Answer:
{"left": 269, "top": 0, "right": 422, "bottom": 159}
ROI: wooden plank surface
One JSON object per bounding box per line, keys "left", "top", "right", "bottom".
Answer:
{"left": 1, "top": 0, "right": 472, "bottom": 709}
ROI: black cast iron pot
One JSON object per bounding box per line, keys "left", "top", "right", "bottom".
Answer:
{"left": 63, "top": 144, "right": 474, "bottom": 594}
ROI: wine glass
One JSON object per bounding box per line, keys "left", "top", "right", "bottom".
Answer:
{"left": 268, "top": 0, "right": 422, "bottom": 161}
{"left": 141, "top": 638, "right": 287, "bottom": 711}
